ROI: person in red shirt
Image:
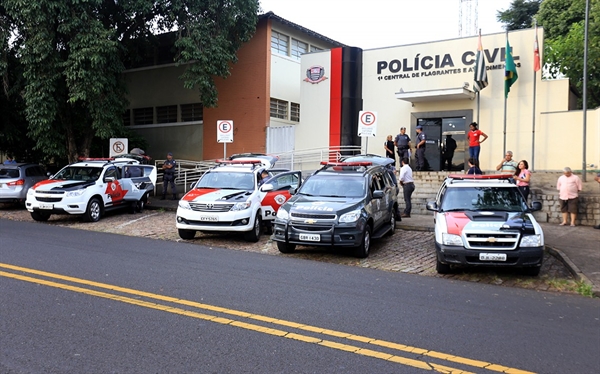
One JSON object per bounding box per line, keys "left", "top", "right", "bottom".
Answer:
{"left": 467, "top": 122, "right": 488, "bottom": 165}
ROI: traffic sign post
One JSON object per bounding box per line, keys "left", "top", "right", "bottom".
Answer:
{"left": 109, "top": 138, "right": 128, "bottom": 157}
{"left": 358, "top": 111, "right": 377, "bottom": 154}
{"left": 217, "top": 120, "right": 234, "bottom": 158}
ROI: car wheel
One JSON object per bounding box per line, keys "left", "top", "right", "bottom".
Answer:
{"left": 436, "top": 258, "right": 452, "bottom": 274}
{"left": 178, "top": 229, "right": 196, "bottom": 240}
{"left": 244, "top": 213, "right": 262, "bottom": 242}
{"left": 31, "top": 211, "right": 51, "bottom": 222}
{"left": 521, "top": 266, "right": 541, "bottom": 276}
{"left": 354, "top": 224, "right": 372, "bottom": 258}
{"left": 277, "top": 241, "right": 296, "bottom": 253}
{"left": 137, "top": 195, "right": 146, "bottom": 213}
{"left": 386, "top": 211, "right": 396, "bottom": 236}
{"left": 83, "top": 198, "right": 102, "bottom": 222}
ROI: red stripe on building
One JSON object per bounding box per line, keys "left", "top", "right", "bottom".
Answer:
{"left": 329, "top": 47, "right": 342, "bottom": 154}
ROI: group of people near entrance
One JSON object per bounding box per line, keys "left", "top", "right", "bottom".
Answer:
{"left": 386, "top": 122, "right": 595, "bottom": 228}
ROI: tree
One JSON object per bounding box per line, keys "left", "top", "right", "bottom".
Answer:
{"left": 1, "top": 0, "right": 259, "bottom": 163}
{"left": 497, "top": 0, "right": 542, "bottom": 30}
{"left": 537, "top": 0, "right": 599, "bottom": 108}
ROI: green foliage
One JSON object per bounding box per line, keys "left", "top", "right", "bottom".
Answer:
{"left": 2, "top": 0, "right": 259, "bottom": 163}
{"left": 538, "top": 0, "right": 600, "bottom": 108}
{"left": 497, "top": 0, "right": 542, "bottom": 30}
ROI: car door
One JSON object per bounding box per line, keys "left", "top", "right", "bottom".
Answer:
{"left": 103, "top": 166, "right": 127, "bottom": 206}
{"left": 259, "top": 171, "right": 302, "bottom": 221}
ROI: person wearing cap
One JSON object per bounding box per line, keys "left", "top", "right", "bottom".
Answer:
{"left": 161, "top": 152, "right": 177, "bottom": 200}
{"left": 415, "top": 125, "right": 427, "bottom": 171}
{"left": 394, "top": 127, "right": 411, "bottom": 163}
{"left": 556, "top": 167, "right": 582, "bottom": 227}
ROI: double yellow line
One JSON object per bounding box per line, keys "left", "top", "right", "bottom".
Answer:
{"left": 0, "top": 263, "right": 534, "bottom": 374}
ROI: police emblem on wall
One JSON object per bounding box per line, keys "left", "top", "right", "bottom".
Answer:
{"left": 304, "top": 65, "right": 328, "bottom": 84}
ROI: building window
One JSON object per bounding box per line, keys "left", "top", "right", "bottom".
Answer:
{"left": 271, "top": 31, "right": 288, "bottom": 56}
{"left": 157, "top": 105, "right": 178, "bottom": 123}
{"left": 291, "top": 39, "right": 308, "bottom": 60}
{"left": 122, "top": 110, "right": 131, "bottom": 126}
{"left": 290, "top": 102, "right": 300, "bottom": 122}
{"left": 133, "top": 107, "right": 153, "bottom": 125}
{"left": 270, "top": 98, "right": 288, "bottom": 120}
{"left": 310, "top": 45, "right": 323, "bottom": 53}
{"left": 181, "top": 103, "right": 203, "bottom": 122}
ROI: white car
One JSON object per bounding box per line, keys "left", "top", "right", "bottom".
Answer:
{"left": 176, "top": 159, "right": 302, "bottom": 242}
{"left": 426, "top": 174, "right": 545, "bottom": 276}
{"left": 26, "top": 159, "right": 156, "bottom": 222}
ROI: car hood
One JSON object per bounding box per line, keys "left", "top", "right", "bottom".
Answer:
{"left": 443, "top": 211, "right": 537, "bottom": 236}
{"left": 286, "top": 195, "right": 362, "bottom": 214}
{"left": 32, "top": 179, "right": 95, "bottom": 191}
{"left": 182, "top": 188, "right": 252, "bottom": 202}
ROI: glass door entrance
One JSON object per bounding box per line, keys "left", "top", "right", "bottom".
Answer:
{"left": 415, "top": 117, "right": 466, "bottom": 171}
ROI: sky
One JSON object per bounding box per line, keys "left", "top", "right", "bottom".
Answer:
{"left": 259, "top": 0, "right": 514, "bottom": 49}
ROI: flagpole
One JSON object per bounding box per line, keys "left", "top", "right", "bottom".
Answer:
{"left": 532, "top": 21, "right": 539, "bottom": 171}
{"left": 503, "top": 31, "right": 508, "bottom": 156}
{"left": 477, "top": 92, "right": 480, "bottom": 124}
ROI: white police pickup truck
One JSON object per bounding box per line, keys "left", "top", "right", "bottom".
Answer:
{"left": 176, "top": 159, "right": 302, "bottom": 242}
{"left": 26, "top": 158, "right": 156, "bottom": 222}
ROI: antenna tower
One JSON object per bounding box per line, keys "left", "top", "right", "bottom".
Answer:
{"left": 459, "top": 0, "right": 479, "bottom": 37}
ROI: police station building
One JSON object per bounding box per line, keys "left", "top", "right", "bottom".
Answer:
{"left": 298, "top": 28, "right": 598, "bottom": 171}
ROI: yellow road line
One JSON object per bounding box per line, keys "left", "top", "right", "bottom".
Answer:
{"left": 0, "top": 263, "right": 536, "bottom": 374}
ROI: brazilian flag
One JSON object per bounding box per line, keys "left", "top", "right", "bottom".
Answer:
{"left": 504, "top": 38, "right": 518, "bottom": 98}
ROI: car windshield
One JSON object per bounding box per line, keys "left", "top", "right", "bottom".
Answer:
{"left": 196, "top": 172, "right": 255, "bottom": 190}
{"left": 299, "top": 175, "right": 365, "bottom": 198}
{"left": 53, "top": 166, "right": 102, "bottom": 181}
{"left": 441, "top": 186, "right": 527, "bottom": 212}
{"left": 0, "top": 168, "right": 20, "bottom": 178}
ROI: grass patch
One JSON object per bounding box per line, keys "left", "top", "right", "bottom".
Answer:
{"left": 576, "top": 281, "right": 594, "bottom": 297}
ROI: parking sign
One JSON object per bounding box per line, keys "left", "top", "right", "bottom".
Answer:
{"left": 217, "top": 120, "right": 233, "bottom": 143}
{"left": 358, "top": 111, "right": 377, "bottom": 137}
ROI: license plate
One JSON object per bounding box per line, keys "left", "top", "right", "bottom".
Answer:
{"left": 299, "top": 233, "right": 320, "bottom": 242}
{"left": 39, "top": 203, "right": 53, "bottom": 210}
{"left": 479, "top": 253, "right": 507, "bottom": 261}
{"left": 198, "top": 215, "right": 218, "bottom": 222}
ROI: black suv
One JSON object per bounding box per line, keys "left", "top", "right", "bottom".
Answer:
{"left": 272, "top": 161, "right": 398, "bottom": 258}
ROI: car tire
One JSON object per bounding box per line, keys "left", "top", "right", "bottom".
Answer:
{"left": 436, "top": 258, "right": 452, "bottom": 274}
{"left": 178, "top": 229, "right": 196, "bottom": 240}
{"left": 354, "top": 224, "right": 372, "bottom": 258}
{"left": 83, "top": 197, "right": 102, "bottom": 222}
{"left": 31, "top": 211, "right": 51, "bottom": 222}
{"left": 386, "top": 211, "right": 396, "bottom": 236}
{"left": 244, "top": 213, "right": 262, "bottom": 242}
{"left": 521, "top": 266, "right": 541, "bottom": 276}
{"left": 137, "top": 194, "right": 146, "bottom": 213}
{"left": 277, "top": 241, "right": 296, "bottom": 253}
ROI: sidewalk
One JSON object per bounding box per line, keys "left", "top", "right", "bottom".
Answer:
{"left": 147, "top": 196, "right": 600, "bottom": 296}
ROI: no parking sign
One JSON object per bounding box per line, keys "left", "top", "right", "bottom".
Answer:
{"left": 217, "top": 120, "right": 233, "bottom": 143}
{"left": 358, "top": 111, "right": 377, "bottom": 137}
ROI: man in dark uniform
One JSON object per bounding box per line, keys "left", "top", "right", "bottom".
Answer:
{"left": 443, "top": 134, "right": 457, "bottom": 171}
{"left": 394, "top": 127, "right": 411, "bottom": 163}
{"left": 415, "top": 126, "right": 427, "bottom": 171}
{"left": 161, "top": 152, "right": 177, "bottom": 200}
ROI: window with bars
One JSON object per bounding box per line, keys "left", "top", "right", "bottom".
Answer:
{"left": 270, "top": 98, "right": 288, "bottom": 120}
{"left": 122, "top": 110, "right": 131, "bottom": 126}
{"left": 133, "top": 107, "right": 154, "bottom": 125}
{"left": 156, "top": 105, "right": 178, "bottom": 123}
{"left": 291, "top": 39, "right": 308, "bottom": 60}
{"left": 290, "top": 102, "right": 300, "bottom": 122}
{"left": 181, "top": 103, "right": 203, "bottom": 122}
{"left": 271, "top": 31, "right": 288, "bottom": 56}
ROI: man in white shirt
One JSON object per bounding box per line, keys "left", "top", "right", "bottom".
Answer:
{"left": 398, "top": 157, "right": 414, "bottom": 218}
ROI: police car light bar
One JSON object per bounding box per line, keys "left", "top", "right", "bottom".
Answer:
{"left": 216, "top": 159, "right": 263, "bottom": 165}
{"left": 320, "top": 161, "right": 373, "bottom": 167}
{"left": 448, "top": 174, "right": 514, "bottom": 180}
{"left": 79, "top": 157, "right": 115, "bottom": 161}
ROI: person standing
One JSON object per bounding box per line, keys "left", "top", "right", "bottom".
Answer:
{"left": 466, "top": 157, "right": 482, "bottom": 175}
{"left": 3, "top": 155, "right": 16, "bottom": 164}
{"left": 467, "top": 122, "right": 488, "bottom": 164}
{"left": 496, "top": 151, "right": 518, "bottom": 174}
{"left": 556, "top": 167, "right": 582, "bottom": 227}
{"left": 384, "top": 135, "right": 396, "bottom": 167}
{"left": 161, "top": 152, "right": 177, "bottom": 200}
{"left": 595, "top": 173, "right": 600, "bottom": 229}
{"left": 398, "top": 157, "right": 414, "bottom": 218}
{"left": 514, "top": 160, "right": 532, "bottom": 202}
{"left": 443, "top": 134, "right": 457, "bottom": 171}
{"left": 394, "top": 127, "right": 411, "bottom": 163}
{"left": 415, "top": 125, "right": 427, "bottom": 171}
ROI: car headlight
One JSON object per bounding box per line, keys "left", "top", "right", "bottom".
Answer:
{"left": 276, "top": 209, "right": 289, "bottom": 220}
{"left": 442, "top": 233, "right": 463, "bottom": 246}
{"left": 231, "top": 201, "right": 251, "bottom": 211}
{"left": 520, "top": 235, "right": 542, "bottom": 247}
{"left": 27, "top": 188, "right": 35, "bottom": 195}
{"left": 178, "top": 200, "right": 191, "bottom": 210}
{"left": 339, "top": 209, "right": 361, "bottom": 223}
{"left": 65, "top": 189, "right": 85, "bottom": 197}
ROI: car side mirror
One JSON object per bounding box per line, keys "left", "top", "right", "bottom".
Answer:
{"left": 426, "top": 201, "right": 438, "bottom": 211}
{"left": 190, "top": 182, "right": 196, "bottom": 190}
{"left": 104, "top": 176, "right": 115, "bottom": 183}
{"left": 260, "top": 183, "right": 274, "bottom": 192}
{"left": 372, "top": 190, "right": 384, "bottom": 199}
{"left": 530, "top": 201, "right": 542, "bottom": 212}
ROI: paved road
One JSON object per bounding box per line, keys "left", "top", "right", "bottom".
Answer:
{"left": 1, "top": 220, "right": 599, "bottom": 373}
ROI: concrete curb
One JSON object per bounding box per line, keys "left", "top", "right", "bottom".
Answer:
{"left": 545, "top": 245, "right": 600, "bottom": 298}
